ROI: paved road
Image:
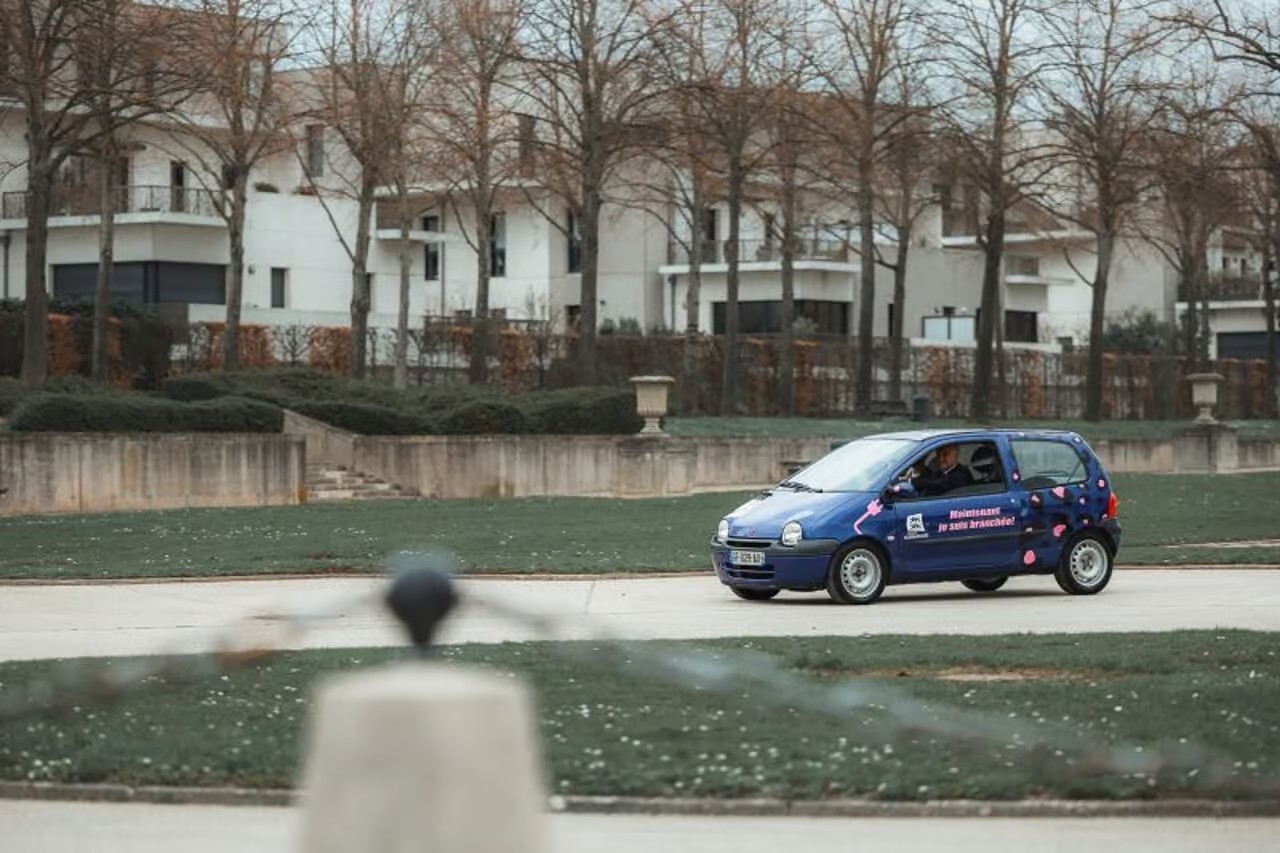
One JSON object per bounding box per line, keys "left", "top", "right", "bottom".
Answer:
{"left": 2, "top": 569, "right": 1278, "bottom": 662}
{"left": 4, "top": 800, "right": 1278, "bottom": 853}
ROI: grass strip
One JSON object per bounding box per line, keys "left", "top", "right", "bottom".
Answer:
{"left": 0, "top": 631, "right": 1276, "bottom": 801}
{"left": 0, "top": 473, "right": 1276, "bottom": 580}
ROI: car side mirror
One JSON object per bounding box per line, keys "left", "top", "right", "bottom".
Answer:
{"left": 882, "top": 481, "right": 916, "bottom": 504}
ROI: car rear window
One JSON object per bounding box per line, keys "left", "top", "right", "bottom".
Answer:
{"left": 1009, "top": 439, "right": 1087, "bottom": 489}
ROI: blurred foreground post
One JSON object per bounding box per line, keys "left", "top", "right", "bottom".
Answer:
{"left": 297, "top": 561, "right": 550, "bottom": 853}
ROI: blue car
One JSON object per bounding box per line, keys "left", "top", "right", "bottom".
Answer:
{"left": 710, "top": 429, "right": 1121, "bottom": 604}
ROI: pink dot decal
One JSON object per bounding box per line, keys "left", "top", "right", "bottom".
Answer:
{"left": 1053, "top": 524, "right": 1066, "bottom": 538}
{"left": 1012, "top": 471, "right": 1020, "bottom": 482}
{"left": 1052, "top": 486, "right": 1067, "bottom": 499}
{"left": 1097, "top": 479, "right": 1107, "bottom": 489}
{"left": 1082, "top": 518, "right": 1091, "bottom": 526}
{"left": 1023, "top": 550, "right": 1036, "bottom": 566}
{"left": 1079, "top": 497, "right": 1086, "bottom": 505}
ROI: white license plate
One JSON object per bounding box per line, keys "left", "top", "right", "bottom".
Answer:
{"left": 730, "top": 549, "right": 766, "bottom": 566}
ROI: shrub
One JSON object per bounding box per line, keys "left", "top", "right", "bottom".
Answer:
{"left": 0, "top": 377, "right": 29, "bottom": 416}
{"left": 9, "top": 394, "right": 282, "bottom": 433}
{"left": 290, "top": 401, "right": 433, "bottom": 435}
{"left": 522, "top": 386, "right": 641, "bottom": 435}
{"left": 161, "top": 374, "right": 231, "bottom": 402}
{"left": 437, "top": 400, "right": 532, "bottom": 435}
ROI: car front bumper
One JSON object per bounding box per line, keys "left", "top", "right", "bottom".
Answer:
{"left": 709, "top": 538, "right": 841, "bottom": 590}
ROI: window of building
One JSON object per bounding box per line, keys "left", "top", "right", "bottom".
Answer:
{"left": 170, "top": 161, "right": 187, "bottom": 212}
{"left": 567, "top": 209, "right": 582, "bottom": 274}
{"left": 52, "top": 262, "right": 226, "bottom": 305}
{"left": 921, "top": 313, "right": 975, "bottom": 342}
{"left": 422, "top": 215, "right": 441, "bottom": 281}
{"left": 1005, "top": 310, "right": 1038, "bottom": 343}
{"left": 489, "top": 212, "right": 506, "bottom": 277}
{"left": 701, "top": 207, "right": 719, "bottom": 262}
{"left": 305, "top": 124, "right": 325, "bottom": 178}
{"left": 517, "top": 113, "right": 535, "bottom": 171}
{"left": 271, "top": 267, "right": 287, "bottom": 308}
{"left": 711, "top": 300, "right": 849, "bottom": 335}
{"left": 565, "top": 304, "right": 581, "bottom": 328}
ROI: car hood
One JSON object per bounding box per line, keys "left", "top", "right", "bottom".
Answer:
{"left": 724, "top": 490, "right": 870, "bottom": 539}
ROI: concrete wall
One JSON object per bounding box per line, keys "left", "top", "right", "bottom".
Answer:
{"left": 0, "top": 433, "right": 305, "bottom": 516}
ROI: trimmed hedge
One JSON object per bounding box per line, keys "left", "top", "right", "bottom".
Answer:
{"left": 9, "top": 394, "right": 283, "bottom": 433}
{"left": 0, "top": 377, "right": 26, "bottom": 416}
{"left": 291, "top": 401, "right": 433, "bottom": 436}
{"left": 437, "top": 400, "right": 533, "bottom": 435}
{"left": 522, "top": 387, "right": 643, "bottom": 435}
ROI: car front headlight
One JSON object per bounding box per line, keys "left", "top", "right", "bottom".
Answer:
{"left": 716, "top": 519, "right": 730, "bottom": 543}
{"left": 781, "top": 521, "right": 803, "bottom": 547}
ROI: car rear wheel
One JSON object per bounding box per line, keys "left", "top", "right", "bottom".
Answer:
{"left": 826, "top": 544, "right": 887, "bottom": 605}
{"left": 961, "top": 577, "right": 1007, "bottom": 593}
{"left": 730, "top": 586, "right": 780, "bottom": 601}
{"left": 1055, "top": 532, "right": 1113, "bottom": 595}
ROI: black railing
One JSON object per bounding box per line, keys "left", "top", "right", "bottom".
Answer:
{"left": 1, "top": 185, "right": 221, "bottom": 220}
{"left": 1177, "top": 274, "right": 1266, "bottom": 303}
{"left": 668, "top": 237, "right": 851, "bottom": 265}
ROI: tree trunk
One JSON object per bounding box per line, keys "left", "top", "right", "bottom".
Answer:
{"left": 1266, "top": 235, "right": 1279, "bottom": 418}
{"left": 682, "top": 199, "right": 703, "bottom": 416}
{"left": 92, "top": 138, "right": 119, "bottom": 383}
{"left": 224, "top": 174, "right": 247, "bottom": 371}
{"left": 394, "top": 183, "right": 412, "bottom": 390}
{"left": 779, "top": 167, "right": 797, "bottom": 417}
{"left": 471, "top": 202, "right": 492, "bottom": 385}
{"left": 577, "top": 181, "right": 602, "bottom": 385}
{"left": 1084, "top": 230, "right": 1115, "bottom": 422}
{"left": 720, "top": 163, "right": 742, "bottom": 416}
{"left": 21, "top": 171, "right": 52, "bottom": 388}
{"left": 888, "top": 237, "right": 908, "bottom": 404}
{"left": 349, "top": 183, "right": 375, "bottom": 379}
{"left": 854, "top": 160, "right": 876, "bottom": 415}
{"left": 971, "top": 210, "right": 1006, "bottom": 421}
{"left": 1196, "top": 252, "right": 1211, "bottom": 369}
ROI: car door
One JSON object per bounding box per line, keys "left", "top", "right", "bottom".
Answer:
{"left": 889, "top": 439, "right": 1023, "bottom": 578}
{"left": 1007, "top": 435, "right": 1097, "bottom": 571}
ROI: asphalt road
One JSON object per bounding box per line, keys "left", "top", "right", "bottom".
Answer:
{"left": 3, "top": 801, "right": 1278, "bottom": 853}
{"left": 2, "top": 569, "right": 1278, "bottom": 663}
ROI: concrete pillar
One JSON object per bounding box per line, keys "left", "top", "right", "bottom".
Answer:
{"left": 616, "top": 435, "right": 693, "bottom": 497}
{"left": 297, "top": 662, "right": 550, "bottom": 853}
{"left": 1172, "top": 423, "right": 1239, "bottom": 474}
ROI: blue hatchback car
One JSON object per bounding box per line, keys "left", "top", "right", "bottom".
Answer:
{"left": 710, "top": 429, "right": 1121, "bottom": 604}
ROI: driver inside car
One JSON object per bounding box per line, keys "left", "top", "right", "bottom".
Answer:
{"left": 912, "top": 444, "right": 975, "bottom": 497}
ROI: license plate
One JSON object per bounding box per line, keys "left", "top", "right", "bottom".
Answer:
{"left": 730, "top": 549, "right": 765, "bottom": 567}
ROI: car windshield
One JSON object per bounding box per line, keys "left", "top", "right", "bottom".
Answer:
{"left": 782, "top": 437, "right": 917, "bottom": 493}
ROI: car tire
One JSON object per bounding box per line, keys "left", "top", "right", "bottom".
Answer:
{"left": 730, "top": 586, "right": 780, "bottom": 601}
{"left": 1055, "top": 532, "right": 1114, "bottom": 595}
{"left": 961, "top": 577, "right": 1007, "bottom": 593}
{"left": 826, "top": 543, "right": 888, "bottom": 605}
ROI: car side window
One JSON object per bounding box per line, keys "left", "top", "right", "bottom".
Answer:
{"left": 1010, "top": 439, "right": 1087, "bottom": 489}
{"left": 893, "top": 440, "right": 1006, "bottom": 499}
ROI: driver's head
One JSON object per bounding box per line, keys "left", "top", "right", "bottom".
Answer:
{"left": 936, "top": 445, "right": 959, "bottom": 469}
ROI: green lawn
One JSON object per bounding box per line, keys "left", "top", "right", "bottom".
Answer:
{"left": 0, "top": 473, "right": 1276, "bottom": 580}
{"left": 1, "top": 631, "right": 1276, "bottom": 800}
{"left": 666, "top": 416, "right": 1280, "bottom": 443}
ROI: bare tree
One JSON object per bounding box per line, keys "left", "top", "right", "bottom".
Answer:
{"left": 419, "top": 0, "right": 525, "bottom": 385}
{"left": 934, "top": 0, "right": 1050, "bottom": 420}
{"left": 1136, "top": 71, "right": 1241, "bottom": 368}
{"left": 2, "top": 0, "right": 110, "bottom": 385}
{"left": 817, "top": 0, "right": 919, "bottom": 414}
{"left": 519, "top": 0, "right": 671, "bottom": 384}
{"left": 870, "top": 91, "right": 937, "bottom": 404}
{"left": 690, "top": 0, "right": 785, "bottom": 414}
{"left": 1037, "top": 0, "right": 1164, "bottom": 421}
{"left": 80, "top": 1, "right": 188, "bottom": 381}
{"left": 166, "top": 0, "right": 295, "bottom": 371}
{"left": 1238, "top": 122, "right": 1280, "bottom": 417}
{"left": 300, "top": 0, "right": 425, "bottom": 380}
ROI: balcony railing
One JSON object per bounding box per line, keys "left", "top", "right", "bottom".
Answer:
{"left": 1, "top": 185, "right": 222, "bottom": 220}
{"left": 1177, "top": 274, "right": 1266, "bottom": 303}
{"left": 668, "top": 237, "right": 851, "bottom": 266}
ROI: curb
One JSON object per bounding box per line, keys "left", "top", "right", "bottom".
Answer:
{"left": 2, "top": 782, "right": 1278, "bottom": 817}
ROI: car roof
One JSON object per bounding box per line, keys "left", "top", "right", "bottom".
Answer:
{"left": 856, "top": 428, "right": 1083, "bottom": 442}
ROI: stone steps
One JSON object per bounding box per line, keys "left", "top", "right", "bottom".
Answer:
{"left": 305, "top": 465, "right": 419, "bottom": 502}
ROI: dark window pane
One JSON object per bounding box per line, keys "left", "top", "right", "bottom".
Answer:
{"left": 271, "top": 268, "right": 286, "bottom": 308}
{"left": 155, "top": 263, "right": 226, "bottom": 305}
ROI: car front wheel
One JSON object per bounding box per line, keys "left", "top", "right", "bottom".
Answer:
{"left": 962, "top": 577, "right": 1007, "bottom": 593}
{"left": 1055, "top": 532, "right": 1113, "bottom": 595}
{"left": 826, "top": 544, "right": 887, "bottom": 605}
{"left": 730, "top": 586, "right": 780, "bottom": 601}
